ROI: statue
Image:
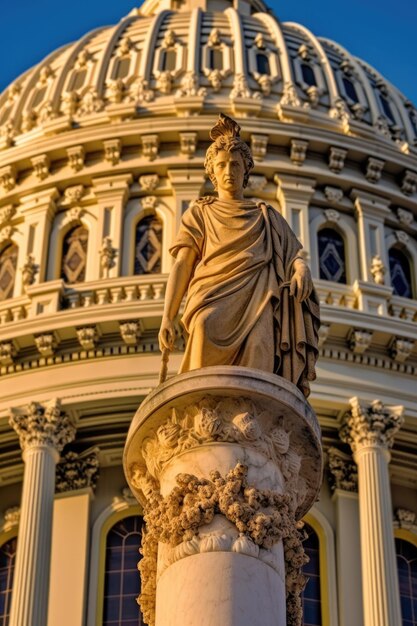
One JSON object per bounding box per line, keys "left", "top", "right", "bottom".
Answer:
{"left": 159, "top": 114, "right": 320, "bottom": 396}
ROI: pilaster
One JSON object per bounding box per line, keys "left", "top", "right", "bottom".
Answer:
{"left": 328, "top": 447, "right": 363, "bottom": 626}
{"left": 340, "top": 397, "right": 404, "bottom": 626}
{"left": 274, "top": 174, "right": 316, "bottom": 262}
{"left": 92, "top": 174, "right": 133, "bottom": 277}
{"left": 167, "top": 169, "right": 205, "bottom": 231}
{"left": 18, "top": 188, "right": 59, "bottom": 289}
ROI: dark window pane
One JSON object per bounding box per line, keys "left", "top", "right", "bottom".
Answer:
{"left": 342, "top": 77, "right": 359, "bottom": 103}
{"left": 302, "top": 524, "right": 322, "bottom": 626}
{"left": 61, "top": 225, "right": 88, "bottom": 284}
{"left": 103, "top": 516, "right": 144, "bottom": 626}
{"left": 0, "top": 536, "right": 17, "bottom": 625}
{"left": 396, "top": 538, "right": 417, "bottom": 626}
{"left": 389, "top": 248, "right": 413, "bottom": 298}
{"left": 256, "top": 53, "right": 270, "bottom": 76}
{"left": 134, "top": 215, "right": 163, "bottom": 275}
{"left": 301, "top": 63, "right": 316, "bottom": 86}
{"left": 209, "top": 48, "right": 223, "bottom": 71}
{"left": 0, "top": 243, "right": 18, "bottom": 301}
{"left": 379, "top": 93, "right": 396, "bottom": 125}
{"left": 69, "top": 69, "right": 87, "bottom": 91}
{"left": 161, "top": 49, "right": 176, "bottom": 72}
{"left": 318, "top": 228, "right": 347, "bottom": 284}
{"left": 114, "top": 58, "right": 131, "bottom": 80}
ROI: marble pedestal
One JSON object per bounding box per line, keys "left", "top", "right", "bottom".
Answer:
{"left": 124, "top": 367, "right": 322, "bottom": 626}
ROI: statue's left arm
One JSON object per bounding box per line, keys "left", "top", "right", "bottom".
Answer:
{"left": 290, "top": 258, "right": 314, "bottom": 303}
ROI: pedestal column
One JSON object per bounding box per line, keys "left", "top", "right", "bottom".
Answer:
{"left": 8, "top": 399, "right": 76, "bottom": 626}
{"left": 340, "top": 397, "right": 404, "bottom": 626}
{"left": 124, "top": 367, "right": 323, "bottom": 626}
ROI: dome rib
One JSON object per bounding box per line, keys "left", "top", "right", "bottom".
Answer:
{"left": 284, "top": 21, "right": 340, "bottom": 106}
{"left": 318, "top": 36, "right": 380, "bottom": 124}
{"left": 138, "top": 10, "right": 172, "bottom": 81}
{"left": 95, "top": 15, "right": 138, "bottom": 98}
{"left": 357, "top": 57, "right": 417, "bottom": 143}
{"left": 225, "top": 8, "right": 247, "bottom": 75}
{"left": 49, "top": 26, "right": 106, "bottom": 114}
{"left": 186, "top": 8, "right": 202, "bottom": 74}
{"left": 254, "top": 12, "right": 294, "bottom": 85}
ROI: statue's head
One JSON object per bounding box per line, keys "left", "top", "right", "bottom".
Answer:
{"left": 204, "top": 114, "right": 254, "bottom": 191}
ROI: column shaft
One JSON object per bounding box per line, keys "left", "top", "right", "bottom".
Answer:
{"left": 356, "top": 446, "right": 402, "bottom": 626}
{"left": 9, "top": 445, "right": 58, "bottom": 626}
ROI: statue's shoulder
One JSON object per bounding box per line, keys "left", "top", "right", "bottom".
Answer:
{"left": 191, "top": 196, "right": 216, "bottom": 208}
{"left": 256, "top": 201, "right": 286, "bottom": 224}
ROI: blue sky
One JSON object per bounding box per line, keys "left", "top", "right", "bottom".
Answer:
{"left": 0, "top": 0, "right": 416, "bottom": 105}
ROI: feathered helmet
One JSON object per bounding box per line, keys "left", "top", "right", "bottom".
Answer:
{"left": 204, "top": 113, "right": 254, "bottom": 190}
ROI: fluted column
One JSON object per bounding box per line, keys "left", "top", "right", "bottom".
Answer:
{"left": 8, "top": 399, "right": 76, "bottom": 626}
{"left": 340, "top": 397, "right": 404, "bottom": 626}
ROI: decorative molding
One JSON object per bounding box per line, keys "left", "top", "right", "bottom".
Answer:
{"left": 176, "top": 72, "right": 206, "bottom": 98}
{"left": 401, "top": 170, "right": 417, "bottom": 196}
{"left": 324, "top": 186, "right": 343, "bottom": 203}
{"left": 34, "top": 333, "right": 57, "bottom": 357}
{"left": 246, "top": 175, "right": 267, "bottom": 192}
{"left": 389, "top": 337, "right": 414, "bottom": 363}
{"left": 9, "top": 399, "right": 76, "bottom": 453}
{"left": 142, "top": 134, "right": 159, "bottom": 161}
{"left": 340, "top": 397, "right": 404, "bottom": 454}
{"left": 0, "top": 205, "right": 16, "bottom": 226}
{"left": 119, "top": 321, "right": 141, "bottom": 346}
{"left": 251, "top": 134, "right": 268, "bottom": 161}
{"left": 132, "top": 462, "right": 307, "bottom": 626}
{"left": 179, "top": 132, "right": 197, "bottom": 159}
{"left": 397, "top": 208, "right": 414, "bottom": 226}
{"left": 394, "top": 230, "right": 410, "bottom": 245}
{"left": 2, "top": 506, "right": 20, "bottom": 532}
{"left": 67, "top": 145, "right": 85, "bottom": 172}
{"left": 327, "top": 447, "right": 358, "bottom": 493}
{"left": 60, "top": 184, "right": 85, "bottom": 207}
{"left": 290, "top": 139, "right": 308, "bottom": 166}
{"left": 0, "top": 342, "right": 16, "bottom": 365}
{"left": 55, "top": 447, "right": 99, "bottom": 493}
{"left": 323, "top": 208, "right": 340, "bottom": 223}
{"left": 370, "top": 254, "right": 386, "bottom": 285}
{"left": 0, "top": 165, "right": 16, "bottom": 193}
{"left": 366, "top": 157, "right": 385, "bottom": 184}
{"left": 317, "top": 323, "right": 330, "bottom": 348}
{"left": 279, "top": 82, "right": 302, "bottom": 108}
{"left": 103, "top": 139, "right": 122, "bottom": 166}
{"left": 328, "top": 147, "right": 347, "bottom": 173}
{"left": 139, "top": 174, "right": 159, "bottom": 191}
{"left": 394, "top": 508, "right": 416, "bottom": 530}
{"left": 31, "top": 154, "right": 50, "bottom": 181}
{"left": 99, "top": 237, "right": 117, "bottom": 278}
{"left": 348, "top": 328, "right": 373, "bottom": 354}
{"left": 141, "top": 195, "right": 157, "bottom": 210}
{"left": 76, "top": 326, "right": 98, "bottom": 350}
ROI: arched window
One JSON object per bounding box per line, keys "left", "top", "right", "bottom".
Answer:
{"left": 396, "top": 538, "right": 417, "bottom": 626}
{"left": 134, "top": 215, "right": 163, "bottom": 275}
{"left": 302, "top": 524, "right": 322, "bottom": 626}
{"left": 0, "top": 536, "right": 17, "bottom": 625}
{"left": 318, "top": 228, "right": 347, "bottom": 283}
{"left": 30, "top": 86, "right": 48, "bottom": 109}
{"left": 256, "top": 53, "right": 270, "bottom": 76}
{"left": 114, "top": 58, "right": 131, "bottom": 80}
{"left": 389, "top": 248, "right": 413, "bottom": 298}
{"left": 68, "top": 68, "right": 87, "bottom": 91}
{"left": 342, "top": 77, "right": 359, "bottom": 103}
{"left": 301, "top": 63, "right": 316, "bottom": 87}
{"left": 61, "top": 225, "right": 88, "bottom": 284}
{"left": 209, "top": 48, "right": 223, "bottom": 71}
{"left": 161, "top": 49, "right": 176, "bottom": 72}
{"left": 379, "top": 93, "right": 396, "bottom": 126}
{"left": 103, "top": 516, "right": 144, "bottom": 626}
{"left": 0, "top": 243, "right": 18, "bottom": 301}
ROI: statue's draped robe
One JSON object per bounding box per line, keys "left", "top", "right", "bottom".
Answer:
{"left": 170, "top": 198, "right": 320, "bottom": 397}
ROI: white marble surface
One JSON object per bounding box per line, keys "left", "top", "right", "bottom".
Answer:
{"left": 155, "top": 551, "right": 286, "bottom": 626}
{"left": 160, "top": 443, "right": 284, "bottom": 496}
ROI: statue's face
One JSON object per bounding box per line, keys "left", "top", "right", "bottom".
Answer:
{"left": 213, "top": 149, "right": 245, "bottom": 196}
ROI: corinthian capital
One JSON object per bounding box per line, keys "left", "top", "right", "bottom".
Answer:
{"left": 9, "top": 399, "right": 76, "bottom": 453}
{"left": 340, "top": 397, "right": 404, "bottom": 455}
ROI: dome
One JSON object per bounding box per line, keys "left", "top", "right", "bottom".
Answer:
{"left": 0, "top": 0, "right": 416, "bottom": 153}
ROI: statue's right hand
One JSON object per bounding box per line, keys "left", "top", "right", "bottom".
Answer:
{"left": 158, "top": 318, "right": 175, "bottom": 352}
